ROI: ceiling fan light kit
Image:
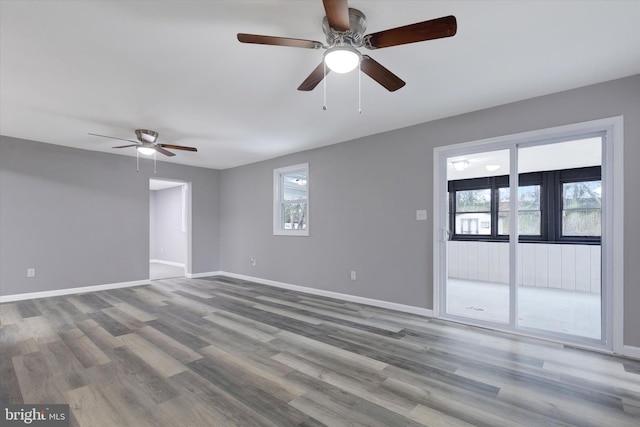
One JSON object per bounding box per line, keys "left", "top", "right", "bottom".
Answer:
{"left": 237, "top": 0, "right": 457, "bottom": 108}
{"left": 137, "top": 146, "right": 156, "bottom": 156}
{"left": 324, "top": 44, "right": 361, "bottom": 74}
{"left": 88, "top": 129, "right": 198, "bottom": 173}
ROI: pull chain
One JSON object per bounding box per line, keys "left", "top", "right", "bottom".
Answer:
{"left": 136, "top": 149, "right": 140, "bottom": 172}
{"left": 322, "top": 61, "right": 327, "bottom": 111}
{"left": 153, "top": 150, "right": 157, "bottom": 174}
{"left": 358, "top": 61, "right": 362, "bottom": 114}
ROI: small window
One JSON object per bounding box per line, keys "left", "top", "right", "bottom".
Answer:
{"left": 455, "top": 189, "right": 491, "bottom": 235}
{"left": 273, "top": 163, "right": 309, "bottom": 236}
{"left": 498, "top": 185, "right": 542, "bottom": 236}
{"left": 562, "top": 180, "right": 601, "bottom": 237}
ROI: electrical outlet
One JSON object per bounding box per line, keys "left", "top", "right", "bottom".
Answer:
{"left": 250, "top": 257, "right": 257, "bottom": 266}
{"left": 350, "top": 270, "right": 357, "bottom": 281}
{"left": 27, "top": 268, "right": 36, "bottom": 278}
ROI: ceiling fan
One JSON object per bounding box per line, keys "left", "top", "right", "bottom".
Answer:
{"left": 237, "top": 0, "right": 457, "bottom": 92}
{"left": 88, "top": 129, "right": 197, "bottom": 157}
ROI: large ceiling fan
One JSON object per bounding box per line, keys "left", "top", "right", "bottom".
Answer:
{"left": 238, "top": 0, "right": 457, "bottom": 92}
{"left": 88, "top": 129, "right": 197, "bottom": 157}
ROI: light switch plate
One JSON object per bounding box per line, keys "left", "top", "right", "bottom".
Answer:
{"left": 416, "top": 210, "right": 427, "bottom": 221}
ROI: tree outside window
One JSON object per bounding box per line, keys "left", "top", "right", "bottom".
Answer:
{"left": 562, "top": 180, "right": 601, "bottom": 237}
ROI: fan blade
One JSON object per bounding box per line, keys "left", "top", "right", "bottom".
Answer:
{"left": 363, "top": 15, "right": 457, "bottom": 49}
{"left": 323, "top": 0, "right": 350, "bottom": 32}
{"left": 112, "top": 144, "right": 139, "bottom": 149}
{"left": 360, "top": 55, "right": 405, "bottom": 92}
{"left": 88, "top": 133, "right": 139, "bottom": 144}
{"left": 155, "top": 146, "right": 176, "bottom": 157}
{"left": 297, "top": 62, "right": 330, "bottom": 91}
{"left": 159, "top": 144, "right": 198, "bottom": 152}
{"left": 237, "top": 33, "right": 323, "bottom": 49}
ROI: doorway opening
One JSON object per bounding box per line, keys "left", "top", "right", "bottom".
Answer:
{"left": 434, "top": 117, "right": 623, "bottom": 352}
{"left": 149, "top": 178, "right": 190, "bottom": 280}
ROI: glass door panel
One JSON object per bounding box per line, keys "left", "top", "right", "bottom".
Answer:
{"left": 516, "top": 137, "right": 603, "bottom": 339}
{"left": 445, "top": 149, "right": 510, "bottom": 324}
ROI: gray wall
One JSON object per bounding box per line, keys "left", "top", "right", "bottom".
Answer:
{"left": 150, "top": 186, "right": 186, "bottom": 264}
{"left": 0, "top": 136, "right": 220, "bottom": 295}
{"left": 219, "top": 75, "right": 640, "bottom": 347}
{"left": 0, "top": 75, "right": 637, "bottom": 347}
{"left": 150, "top": 191, "right": 157, "bottom": 260}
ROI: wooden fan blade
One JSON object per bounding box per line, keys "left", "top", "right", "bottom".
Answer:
{"left": 88, "top": 133, "right": 138, "bottom": 144}
{"left": 363, "top": 15, "right": 457, "bottom": 49}
{"left": 112, "top": 144, "right": 138, "bottom": 149}
{"left": 237, "top": 33, "right": 323, "bottom": 49}
{"left": 159, "top": 144, "right": 198, "bottom": 152}
{"left": 297, "top": 62, "right": 330, "bottom": 91}
{"left": 323, "top": 0, "right": 350, "bottom": 32}
{"left": 155, "top": 146, "right": 176, "bottom": 157}
{"left": 360, "top": 55, "right": 405, "bottom": 92}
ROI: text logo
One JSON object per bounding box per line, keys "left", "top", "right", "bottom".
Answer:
{"left": 2, "top": 405, "right": 69, "bottom": 426}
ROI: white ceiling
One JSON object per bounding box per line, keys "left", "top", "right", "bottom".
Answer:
{"left": 1, "top": 1, "right": 639, "bottom": 170}
{"left": 447, "top": 137, "right": 602, "bottom": 180}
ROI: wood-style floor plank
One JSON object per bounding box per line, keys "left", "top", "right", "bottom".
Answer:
{"left": 15, "top": 300, "right": 42, "bottom": 318}
{"left": 116, "top": 333, "right": 187, "bottom": 378}
{"left": 1, "top": 275, "right": 639, "bottom": 426}
{"left": 0, "top": 303, "right": 22, "bottom": 326}
{"left": 58, "top": 328, "right": 111, "bottom": 369}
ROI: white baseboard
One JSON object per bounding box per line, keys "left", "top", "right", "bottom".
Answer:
{"left": 0, "top": 280, "right": 149, "bottom": 303}
{"left": 620, "top": 344, "right": 640, "bottom": 359}
{"left": 150, "top": 259, "right": 185, "bottom": 268}
{"left": 218, "top": 272, "right": 434, "bottom": 317}
{"left": 0, "top": 269, "right": 431, "bottom": 317}
{"left": 186, "top": 271, "right": 223, "bottom": 279}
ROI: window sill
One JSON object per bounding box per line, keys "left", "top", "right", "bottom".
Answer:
{"left": 273, "top": 230, "right": 309, "bottom": 237}
{"left": 450, "top": 237, "right": 600, "bottom": 245}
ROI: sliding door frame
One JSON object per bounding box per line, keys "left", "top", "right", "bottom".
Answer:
{"left": 433, "top": 116, "right": 624, "bottom": 353}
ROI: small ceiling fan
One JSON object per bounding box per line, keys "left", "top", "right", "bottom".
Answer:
{"left": 88, "top": 129, "right": 197, "bottom": 157}
{"left": 237, "top": 0, "right": 457, "bottom": 92}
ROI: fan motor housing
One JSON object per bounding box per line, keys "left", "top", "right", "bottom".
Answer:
{"left": 135, "top": 129, "right": 158, "bottom": 143}
{"left": 323, "top": 8, "right": 366, "bottom": 47}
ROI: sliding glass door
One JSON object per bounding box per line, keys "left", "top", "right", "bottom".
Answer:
{"left": 435, "top": 127, "right": 610, "bottom": 347}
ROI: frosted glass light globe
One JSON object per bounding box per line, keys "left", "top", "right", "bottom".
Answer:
{"left": 324, "top": 46, "right": 361, "bottom": 73}
{"left": 137, "top": 146, "right": 156, "bottom": 156}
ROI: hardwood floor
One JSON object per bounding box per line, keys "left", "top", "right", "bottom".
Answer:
{"left": 1, "top": 276, "right": 639, "bottom": 426}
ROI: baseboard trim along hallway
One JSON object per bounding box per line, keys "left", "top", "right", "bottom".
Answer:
{"left": 0, "top": 279, "right": 149, "bottom": 303}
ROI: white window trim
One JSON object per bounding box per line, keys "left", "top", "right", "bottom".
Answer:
{"left": 273, "top": 163, "right": 309, "bottom": 236}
